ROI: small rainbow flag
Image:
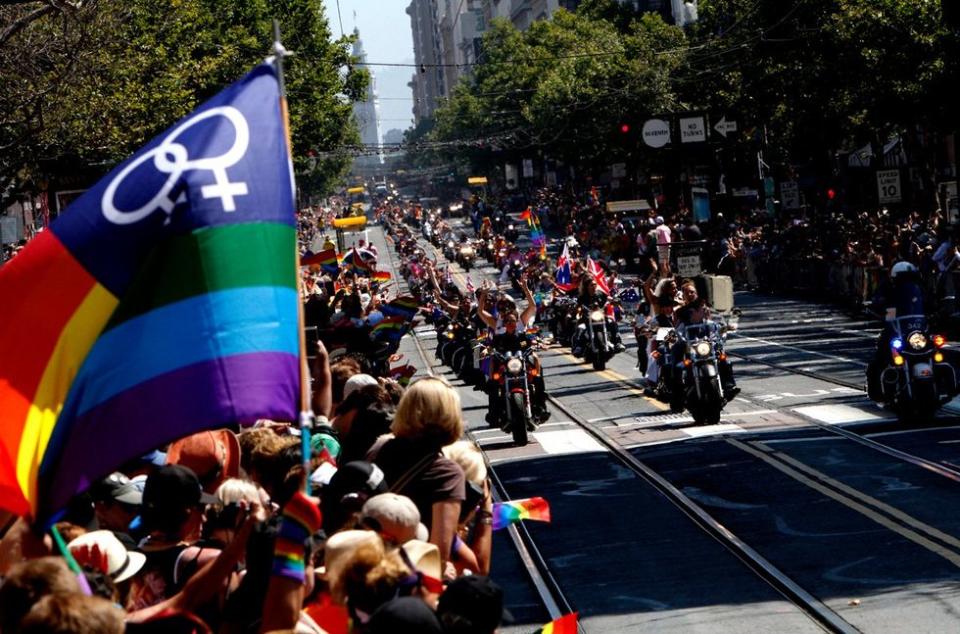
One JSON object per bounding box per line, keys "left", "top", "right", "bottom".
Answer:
{"left": 381, "top": 296, "right": 419, "bottom": 320}
{"left": 491, "top": 497, "right": 550, "bottom": 531}
{"left": 388, "top": 364, "right": 418, "bottom": 386}
{"left": 371, "top": 270, "right": 391, "bottom": 282}
{"left": 300, "top": 248, "right": 339, "bottom": 275}
{"left": 536, "top": 613, "right": 578, "bottom": 634}
{"left": 526, "top": 212, "right": 545, "bottom": 247}
{"left": 371, "top": 316, "right": 408, "bottom": 341}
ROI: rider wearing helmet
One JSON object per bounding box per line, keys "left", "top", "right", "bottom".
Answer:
{"left": 867, "top": 261, "right": 926, "bottom": 400}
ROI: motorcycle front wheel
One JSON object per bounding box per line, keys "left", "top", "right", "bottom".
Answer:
{"left": 509, "top": 392, "right": 530, "bottom": 446}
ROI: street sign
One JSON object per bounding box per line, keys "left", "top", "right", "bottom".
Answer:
{"left": 680, "top": 116, "right": 707, "bottom": 143}
{"left": 877, "top": 169, "right": 902, "bottom": 204}
{"left": 467, "top": 176, "right": 487, "bottom": 185}
{"left": 780, "top": 181, "right": 800, "bottom": 210}
{"left": 677, "top": 255, "right": 701, "bottom": 277}
{"left": 522, "top": 159, "right": 534, "bottom": 178}
{"left": 731, "top": 188, "right": 759, "bottom": 198}
{"left": 713, "top": 116, "right": 738, "bottom": 139}
{"left": 642, "top": 119, "right": 671, "bottom": 148}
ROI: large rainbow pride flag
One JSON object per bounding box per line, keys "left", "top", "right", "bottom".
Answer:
{"left": 0, "top": 63, "right": 299, "bottom": 522}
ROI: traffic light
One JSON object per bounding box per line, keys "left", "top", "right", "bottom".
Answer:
{"left": 620, "top": 123, "right": 631, "bottom": 134}
{"left": 827, "top": 188, "right": 836, "bottom": 200}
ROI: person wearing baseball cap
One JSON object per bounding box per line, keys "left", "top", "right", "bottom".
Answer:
{"left": 126, "top": 465, "right": 220, "bottom": 611}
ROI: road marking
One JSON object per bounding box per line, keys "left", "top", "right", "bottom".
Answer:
{"left": 793, "top": 404, "right": 882, "bottom": 424}
{"left": 682, "top": 423, "right": 746, "bottom": 437}
{"left": 729, "top": 332, "right": 868, "bottom": 366}
{"left": 729, "top": 438, "right": 960, "bottom": 568}
{"left": 532, "top": 429, "right": 606, "bottom": 455}
{"left": 603, "top": 409, "right": 779, "bottom": 430}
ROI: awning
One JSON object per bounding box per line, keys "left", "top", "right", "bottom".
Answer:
{"left": 605, "top": 199, "right": 652, "bottom": 214}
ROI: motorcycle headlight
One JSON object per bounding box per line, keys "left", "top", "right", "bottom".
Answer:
{"left": 694, "top": 341, "right": 712, "bottom": 357}
{"left": 513, "top": 260, "right": 520, "bottom": 267}
{"left": 508, "top": 224, "right": 515, "bottom": 230}
{"left": 447, "top": 241, "right": 455, "bottom": 248}
{"left": 445, "top": 331, "right": 455, "bottom": 340}
{"left": 590, "top": 310, "right": 604, "bottom": 322}
{"left": 908, "top": 332, "right": 927, "bottom": 350}
{"left": 506, "top": 358, "right": 523, "bottom": 374}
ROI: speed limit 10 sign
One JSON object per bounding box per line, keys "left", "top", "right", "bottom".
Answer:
{"left": 877, "top": 169, "right": 902, "bottom": 204}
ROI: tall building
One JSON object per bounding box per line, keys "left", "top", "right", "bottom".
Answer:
{"left": 383, "top": 128, "right": 405, "bottom": 145}
{"left": 407, "top": 0, "right": 445, "bottom": 123}
{"left": 351, "top": 29, "right": 382, "bottom": 166}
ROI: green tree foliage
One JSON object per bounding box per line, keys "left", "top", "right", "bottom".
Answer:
{"left": 0, "top": 0, "right": 366, "bottom": 206}
{"left": 431, "top": 9, "right": 686, "bottom": 175}
{"left": 688, "top": 0, "right": 948, "bottom": 166}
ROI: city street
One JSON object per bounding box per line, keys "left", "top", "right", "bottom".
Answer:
{"left": 373, "top": 221, "right": 960, "bottom": 633}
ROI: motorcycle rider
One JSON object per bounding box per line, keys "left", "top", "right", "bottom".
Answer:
{"left": 674, "top": 297, "right": 740, "bottom": 400}
{"left": 571, "top": 275, "right": 626, "bottom": 357}
{"left": 478, "top": 279, "right": 549, "bottom": 424}
{"left": 867, "top": 261, "right": 927, "bottom": 401}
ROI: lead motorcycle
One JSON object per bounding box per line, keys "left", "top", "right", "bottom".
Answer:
{"left": 574, "top": 302, "right": 619, "bottom": 371}
{"left": 655, "top": 317, "right": 735, "bottom": 425}
{"left": 484, "top": 334, "right": 542, "bottom": 446}
{"left": 874, "top": 315, "right": 956, "bottom": 422}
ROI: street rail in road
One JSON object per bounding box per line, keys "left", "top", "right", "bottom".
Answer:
{"left": 380, "top": 222, "right": 579, "bottom": 632}
{"left": 384, "top": 221, "right": 858, "bottom": 634}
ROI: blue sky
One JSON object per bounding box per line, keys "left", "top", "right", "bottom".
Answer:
{"left": 321, "top": 0, "right": 417, "bottom": 135}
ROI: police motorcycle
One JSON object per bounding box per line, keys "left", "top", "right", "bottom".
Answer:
{"left": 483, "top": 332, "right": 543, "bottom": 446}
{"left": 873, "top": 314, "right": 955, "bottom": 422}
{"left": 866, "top": 261, "right": 958, "bottom": 422}
{"left": 654, "top": 315, "right": 736, "bottom": 425}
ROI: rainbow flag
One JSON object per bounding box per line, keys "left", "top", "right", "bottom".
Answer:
{"left": 381, "top": 296, "right": 419, "bottom": 320}
{"left": 491, "top": 497, "right": 550, "bottom": 531}
{"left": 527, "top": 212, "right": 545, "bottom": 247}
{"left": 0, "top": 64, "right": 299, "bottom": 522}
{"left": 371, "top": 270, "right": 391, "bottom": 282}
{"left": 371, "top": 316, "right": 408, "bottom": 342}
{"left": 300, "top": 248, "right": 339, "bottom": 275}
{"left": 537, "top": 613, "right": 578, "bottom": 634}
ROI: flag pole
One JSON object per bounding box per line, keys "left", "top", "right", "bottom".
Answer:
{"left": 272, "top": 19, "right": 314, "bottom": 494}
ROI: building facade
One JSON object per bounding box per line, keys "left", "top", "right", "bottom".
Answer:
{"left": 351, "top": 29, "right": 383, "bottom": 167}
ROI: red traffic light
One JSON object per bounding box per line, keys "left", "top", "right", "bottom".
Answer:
{"left": 620, "top": 124, "right": 631, "bottom": 134}
{"left": 827, "top": 188, "right": 836, "bottom": 200}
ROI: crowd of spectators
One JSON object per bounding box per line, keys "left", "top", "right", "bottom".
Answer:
{"left": 0, "top": 342, "right": 510, "bottom": 632}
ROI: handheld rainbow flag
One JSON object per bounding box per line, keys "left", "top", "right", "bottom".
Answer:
{"left": 371, "top": 270, "right": 391, "bottom": 283}
{"left": 526, "top": 212, "right": 546, "bottom": 248}
{"left": 535, "top": 612, "right": 578, "bottom": 634}
{"left": 491, "top": 497, "right": 550, "bottom": 531}
{"left": 371, "top": 316, "right": 408, "bottom": 341}
{"left": 299, "top": 248, "right": 339, "bottom": 275}
{"left": 0, "top": 63, "right": 299, "bottom": 522}
{"left": 381, "top": 296, "right": 419, "bottom": 320}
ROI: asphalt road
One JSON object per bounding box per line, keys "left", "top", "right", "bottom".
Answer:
{"left": 369, "top": 219, "right": 960, "bottom": 633}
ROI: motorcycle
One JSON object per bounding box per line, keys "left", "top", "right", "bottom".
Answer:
{"left": 456, "top": 243, "right": 476, "bottom": 272}
{"left": 876, "top": 315, "right": 956, "bottom": 422}
{"left": 657, "top": 319, "right": 734, "bottom": 425}
{"left": 443, "top": 237, "right": 458, "bottom": 262}
{"left": 504, "top": 223, "right": 519, "bottom": 243}
{"left": 484, "top": 336, "right": 542, "bottom": 446}
{"left": 575, "top": 303, "right": 619, "bottom": 371}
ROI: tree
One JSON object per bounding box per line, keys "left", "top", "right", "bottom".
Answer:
{"left": 0, "top": 0, "right": 366, "bottom": 209}
{"left": 430, "top": 9, "right": 686, "bottom": 179}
